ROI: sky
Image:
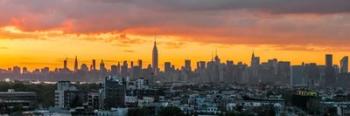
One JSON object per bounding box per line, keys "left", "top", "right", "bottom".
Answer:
{"left": 0, "top": 0, "right": 349, "bottom": 70}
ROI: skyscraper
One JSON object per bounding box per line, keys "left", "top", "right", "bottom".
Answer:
{"left": 100, "top": 60, "right": 106, "bottom": 72}
{"left": 138, "top": 59, "right": 143, "bottom": 69}
{"left": 121, "top": 61, "right": 128, "bottom": 78}
{"left": 74, "top": 56, "right": 78, "bottom": 72}
{"left": 340, "top": 56, "right": 348, "bottom": 73}
{"left": 326, "top": 54, "right": 333, "bottom": 67}
{"left": 63, "top": 58, "right": 68, "bottom": 70}
{"left": 91, "top": 59, "right": 96, "bottom": 71}
{"left": 251, "top": 52, "right": 260, "bottom": 67}
{"left": 152, "top": 40, "right": 159, "bottom": 75}
{"left": 164, "top": 62, "right": 172, "bottom": 73}
{"left": 197, "top": 61, "right": 206, "bottom": 70}
{"left": 184, "top": 59, "right": 192, "bottom": 72}
{"left": 250, "top": 52, "right": 260, "bottom": 83}
{"left": 325, "top": 54, "right": 336, "bottom": 87}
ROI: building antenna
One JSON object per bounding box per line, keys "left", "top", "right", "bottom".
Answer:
{"left": 154, "top": 33, "right": 157, "bottom": 43}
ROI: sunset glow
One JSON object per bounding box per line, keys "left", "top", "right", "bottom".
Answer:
{"left": 0, "top": 0, "right": 349, "bottom": 71}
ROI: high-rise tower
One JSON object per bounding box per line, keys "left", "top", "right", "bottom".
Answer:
{"left": 251, "top": 52, "right": 260, "bottom": 67}
{"left": 91, "top": 59, "right": 96, "bottom": 71}
{"left": 250, "top": 52, "right": 260, "bottom": 83}
{"left": 326, "top": 54, "right": 333, "bottom": 67}
{"left": 152, "top": 40, "right": 159, "bottom": 75}
{"left": 74, "top": 56, "right": 78, "bottom": 72}
{"left": 325, "top": 54, "right": 335, "bottom": 87}
{"left": 340, "top": 56, "right": 348, "bottom": 73}
{"left": 63, "top": 58, "right": 68, "bottom": 70}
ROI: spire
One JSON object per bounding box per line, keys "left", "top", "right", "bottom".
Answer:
{"left": 153, "top": 36, "right": 157, "bottom": 48}
{"left": 74, "top": 56, "right": 78, "bottom": 71}
{"left": 214, "top": 49, "right": 220, "bottom": 63}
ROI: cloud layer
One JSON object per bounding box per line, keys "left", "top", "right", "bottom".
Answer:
{"left": 0, "top": 0, "right": 349, "bottom": 47}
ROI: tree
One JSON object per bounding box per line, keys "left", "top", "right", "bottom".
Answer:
{"left": 128, "top": 107, "right": 152, "bottom": 116}
{"left": 158, "top": 107, "right": 184, "bottom": 116}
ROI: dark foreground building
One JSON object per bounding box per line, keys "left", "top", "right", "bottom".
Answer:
{"left": 100, "top": 76, "right": 126, "bottom": 109}
{"left": 0, "top": 89, "right": 37, "bottom": 114}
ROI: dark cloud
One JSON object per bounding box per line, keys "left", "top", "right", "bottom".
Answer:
{"left": 82, "top": 0, "right": 350, "bottom": 14}
{"left": 153, "top": 0, "right": 350, "bottom": 14}
{"left": 0, "top": 0, "right": 349, "bottom": 47}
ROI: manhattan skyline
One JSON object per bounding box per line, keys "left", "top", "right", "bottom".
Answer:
{"left": 0, "top": 46, "right": 348, "bottom": 72}
{"left": 0, "top": 40, "right": 350, "bottom": 71}
{"left": 1, "top": 1, "right": 350, "bottom": 115}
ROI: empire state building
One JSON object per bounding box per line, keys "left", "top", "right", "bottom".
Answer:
{"left": 152, "top": 40, "right": 159, "bottom": 75}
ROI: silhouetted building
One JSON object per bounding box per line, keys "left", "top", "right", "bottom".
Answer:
{"left": 152, "top": 40, "right": 159, "bottom": 76}
{"left": 304, "top": 63, "right": 322, "bottom": 87}
{"left": 164, "top": 62, "right": 172, "bottom": 73}
{"left": 91, "top": 59, "right": 96, "bottom": 71}
{"left": 326, "top": 54, "right": 333, "bottom": 67}
{"left": 100, "top": 60, "right": 107, "bottom": 73}
{"left": 184, "top": 59, "right": 192, "bottom": 72}
{"left": 340, "top": 56, "right": 348, "bottom": 73}
{"left": 251, "top": 52, "right": 260, "bottom": 67}
{"left": 138, "top": 59, "right": 143, "bottom": 69}
{"left": 81, "top": 64, "right": 89, "bottom": 72}
{"left": 197, "top": 61, "right": 206, "bottom": 70}
{"left": 291, "top": 65, "right": 306, "bottom": 87}
{"left": 121, "top": 61, "right": 128, "bottom": 78}
{"left": 277, "top": 61, "right": 291, "bottom": 85}
{"left": 325, "top": 54, "right": 336, "bottom": 87}
{"left": 64, "top": 58, "right": 68, "bottom": 70}
{"left": 250, "top": 52, "right": 260, "bottom": 83}
{"left": 74, "top": 56, "right": 79, "bottom": 72}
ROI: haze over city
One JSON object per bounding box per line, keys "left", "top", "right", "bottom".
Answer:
{"left": 2, "top": 0, "right": 350, "bottom": 116}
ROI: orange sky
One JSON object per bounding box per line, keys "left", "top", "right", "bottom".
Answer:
{"left": 0, "top": 26, "right": 348, "bottom": 71}
{"left": 0, "top": 0, "right": 349, "bottom": 71}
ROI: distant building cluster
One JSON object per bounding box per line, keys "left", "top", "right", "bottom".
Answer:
{"left": 0, "top": 41, "right": 349, "bottom": 89}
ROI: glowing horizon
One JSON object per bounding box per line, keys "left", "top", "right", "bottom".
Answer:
{"left": 0, "top": 25, "right": 348, "bottom": 71}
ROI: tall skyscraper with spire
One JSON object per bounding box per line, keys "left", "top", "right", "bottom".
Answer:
{"left": 251, "top": 52, "right": 260, "bottom": 67}
{"left": 152, "top": 40, "right": 159, "bottom": 75}
{"left": 74, "top": 56, "right": 78, "bottom": 72}
{"left": 251, "top": 52, "right": 260, "bottom": 83}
